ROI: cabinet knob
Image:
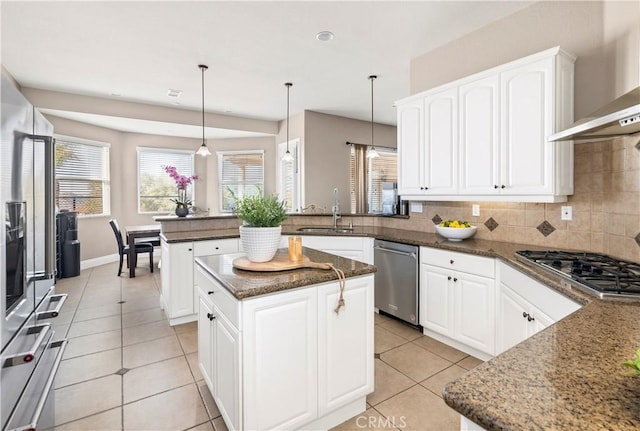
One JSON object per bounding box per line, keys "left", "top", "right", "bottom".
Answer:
{"left": 522, "top": 312, "right": 528, "bottom": 319}
{"left": 207, "top": 313, "right": 216, "bottom": 321}
{"left": 188, "top": 248, "right": 192, "bottom": 251}
{"left": 447, "top": 276, "right": 452, "bottom": 281}
{"left": 420, "top": 186, "right": 424, "bottom": 190}
{"left": 453, "top": 277, "right": 458, "bottom": 282}
{"left": 215, "top": 247, "right": 219, "bottom": 250}
{"left": 207, "top": 291, "right": 215, "bottom": 295}
{"left": 494, "top": 185, "right": 499, "bottom": 189}
{"left": 501, "top": 185, "right": 506, "bottom": 189}
{"left": 527, "top": 315, "right": 535, "bottom": 322}
{"left": 449, "top": 260, "right": 454, "bottom": 264}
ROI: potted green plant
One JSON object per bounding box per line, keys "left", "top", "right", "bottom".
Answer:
{"left": 230, "top": 189, "right": 288, "bottom": 262}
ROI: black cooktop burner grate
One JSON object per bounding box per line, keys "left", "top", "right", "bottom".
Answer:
{"left": 515, "top": 250, "right": 640, "bottom": 298}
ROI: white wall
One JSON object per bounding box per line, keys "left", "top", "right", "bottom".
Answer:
{"left": 44, "top": 115, "right": 205, "bottom": 261}
{"left": 301, "top": 110, "right": 397, "bottom": 212}
{"left": 410, "top": 0, "right": 639, "bottom": 119}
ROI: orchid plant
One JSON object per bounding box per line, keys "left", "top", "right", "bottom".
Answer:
{"left": 164, "top": 165, "right": 198, "bottom": 208}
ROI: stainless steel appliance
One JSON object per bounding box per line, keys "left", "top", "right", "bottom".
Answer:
{"left": 374, "top": 240, "right": 419, "bottom": 325}
{"left": 549, "top": 86, "right": 640, "bottom": 141}
{"left": 516, "top": 250, "right": 640, "bottom": 299}
{"left": 1, "top": 73, "right": 67, "bottom": 431}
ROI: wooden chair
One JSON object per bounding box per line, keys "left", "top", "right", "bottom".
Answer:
{"left": 109, "top": 219, "right": 154, "bottom": 276}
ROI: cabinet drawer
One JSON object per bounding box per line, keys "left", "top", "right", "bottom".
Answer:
{"left": 195, "top": 264, "right": 240, "bottom": 329}
{"left": 194, "top": 239, "right": 238, "bottom": 257}
{"left": 420, "top": 247, "right": 494, "bottom": 278}
{"left": 498, "top": 262, "right": 579, "bottom": 321}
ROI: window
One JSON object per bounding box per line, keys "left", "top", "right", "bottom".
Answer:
{"left": 218, "top": 150, "right": 264, "bottom": 213}
{"left": 277, "top": 139, "right": 302, "bottom": 212}
{"left": 138, "top": 148, "right": 195, "bottom": 213}
{"left": 55, "top": 136, "right": 110, "bottom": 216}
{"left": 349, "top": 145, "right": 397, "bottom": 213}
{"left": 367, "top": 149, "right": 397, "bottom": 213}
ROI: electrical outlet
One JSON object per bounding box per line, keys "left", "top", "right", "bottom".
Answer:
{"left": 561, "top": 206, "right": 572, "bottom": 221}
{"left": 410, "top": 202, "right": 422, "bottom": 213}
{"left": 472, "top": 204, "right": 480, "bottom": 217}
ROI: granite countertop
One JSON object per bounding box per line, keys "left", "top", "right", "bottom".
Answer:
{"left": 195, "top": 247, "right": 376, "bottom": 300}
{"left": 167, "top": 225, "right": 640, "bottom": 430}
{"left": 163, "top": 226, "right": 589, "bottom": 305}
{"left": 444, "top": 298, "right": 640, "bottom": 430}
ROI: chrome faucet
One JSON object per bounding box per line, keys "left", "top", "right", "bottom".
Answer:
{"left": 332, "top": 188, "right": 341, "bottom": 228}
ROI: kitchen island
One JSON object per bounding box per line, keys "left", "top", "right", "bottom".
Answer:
{"left": 194, "top": 248, "right": 376, "bottom": 431}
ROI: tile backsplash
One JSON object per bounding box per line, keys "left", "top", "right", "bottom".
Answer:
{"left": 385, "top": 133, "right": 640, "bottom": 263}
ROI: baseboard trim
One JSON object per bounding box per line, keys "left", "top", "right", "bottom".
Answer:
{"left": 80, "top": 247, "right": 162, "bottom": 271}
{"left": 81, "top": 254, "right": 119, "bottom": 270}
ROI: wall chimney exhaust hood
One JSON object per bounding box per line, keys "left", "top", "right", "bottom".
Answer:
{"left": 549, "top": 86, "right": 640, "bottom": 141}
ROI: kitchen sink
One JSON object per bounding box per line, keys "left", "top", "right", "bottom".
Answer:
{"left": 296, "top": 227, "right": 354, "bottom": 234}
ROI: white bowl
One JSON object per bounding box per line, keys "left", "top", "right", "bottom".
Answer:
{"left": 434, "top": 225, "right": 477, "bottom": 241}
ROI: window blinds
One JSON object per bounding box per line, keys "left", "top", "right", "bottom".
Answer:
{"left": 367, "top": 150, "right": 397, "bottom": 213}
{"left": 349, "top": 145, "right": 397, "bottom": 213}
{"left": 138, "top": 148, "right": 195, "bottom": 213}
{"left": 219, "top": 151, "right": 264, "bottom": 212}
{"left": 55, "top": 138, "right": 110, "bottom": 216}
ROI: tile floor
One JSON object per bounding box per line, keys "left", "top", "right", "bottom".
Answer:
{"left": 49, "top": 260, "right": 483, "bottom": 431}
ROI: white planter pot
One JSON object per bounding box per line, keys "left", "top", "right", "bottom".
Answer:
{"left": 239, "top": 225, "right": 282, "bottom": 262}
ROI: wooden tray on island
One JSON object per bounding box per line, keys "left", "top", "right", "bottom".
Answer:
{"left": 232, "top": 251, "right": 332, "bottom": 272}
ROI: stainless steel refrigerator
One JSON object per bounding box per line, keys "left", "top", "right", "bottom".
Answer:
{"left": 1, "top": 72, "right": 68, "bottom": 431}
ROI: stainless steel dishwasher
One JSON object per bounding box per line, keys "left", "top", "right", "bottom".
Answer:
{"left": 373, "top": 239, "right": 419, "bottom": 326}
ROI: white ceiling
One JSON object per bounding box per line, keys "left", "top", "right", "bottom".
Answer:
{"left": 1, "top": 1, "right": 533, "bottom": 138}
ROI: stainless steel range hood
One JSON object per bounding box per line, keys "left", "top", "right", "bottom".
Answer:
{"left": 549, "top": 86, "right": 640, "bottom": 141}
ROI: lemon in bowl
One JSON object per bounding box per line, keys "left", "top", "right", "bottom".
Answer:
{"left": 434, "top": 220, "right": 477, "bottom": 241}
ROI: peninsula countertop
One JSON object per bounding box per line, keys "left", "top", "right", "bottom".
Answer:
{"left": 195, "top": 247, "right": 376, "bottom": 300}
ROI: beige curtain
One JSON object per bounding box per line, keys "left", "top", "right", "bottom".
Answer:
{"left": 350, "top": 143, "right": 368, "bottom": 213}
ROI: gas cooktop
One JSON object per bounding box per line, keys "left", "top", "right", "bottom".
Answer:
{"left": 515, "top": 250, "right": 640, "bottom": 299}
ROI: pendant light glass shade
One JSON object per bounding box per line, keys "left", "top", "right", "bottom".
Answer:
{"left": 196, "top": 142, "right": 211, "bottom": 157}
{"left": 366, "top": 75, "right": 379, "bottom": 159}
{"left": 366, "top": 146, "right": 379, "bottom": 159}
{"left": 282, "top": 82, "right": 294, "bottom": 162}
{"left": 196, "top": 64, "right": 211, "bottom": 157}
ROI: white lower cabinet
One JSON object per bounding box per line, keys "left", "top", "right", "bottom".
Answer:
{"left": 161, "top": 238, "right": 238, "bottom": 325}
{"left": 196, "top": 263, "right": 374, "bottom": 431}
{"left": 496, "top": 262, "right": 580, "bottom": 354}
{"left": 419, "top": 249, "right": 496, "bottom": 359}
{"left": 197, "top": 295, "right": 214, "bottom": 389}
{"left": 242, "top": 287, "right": 318, "bottom": 430}
{"left": 317, "top": 279, "right": 374, "bottom": 416}
{"left": 419, "top": 250, "right": 583, "bottom": 360}
{"left": 214, "top": 312, "right": 241, "bottom": 430}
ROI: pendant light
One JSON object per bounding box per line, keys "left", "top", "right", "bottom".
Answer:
{"left": 282, "top": 82, "right": 294, "bottom": 162}
{"left": 196, "top": 64, "right": 211, "bottom": 157}
{"left": 366, "top": 75, "right": 379, "bottom": 159}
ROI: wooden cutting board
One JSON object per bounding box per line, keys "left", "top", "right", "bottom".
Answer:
{"left": 232, "top": 251, "right": 332, "bottom": 272}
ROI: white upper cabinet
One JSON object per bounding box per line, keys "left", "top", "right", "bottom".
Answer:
{"left": 423, "top": 87, "right": 458, "bottom": 194}
{"left": 397, "top": 100, "right": 423, "bottom": 195}
{"left": 459, "top": 75, "right": 500, "bottom": 195}
{"left": 396, "top": 46, "right": 575, "bottom": 203}
{"left": 500, "top": 56, "right": 554, "bottom": 195}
